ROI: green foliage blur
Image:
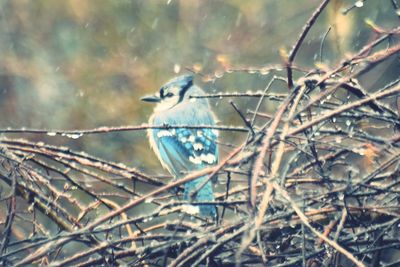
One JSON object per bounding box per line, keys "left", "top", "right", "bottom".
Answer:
{"left": 0, "top": 0, "right": 398, "bottom": 175}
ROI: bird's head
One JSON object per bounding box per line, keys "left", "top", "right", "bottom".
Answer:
{"left": 141, "top": 75, "right": 194, "bottom": 111}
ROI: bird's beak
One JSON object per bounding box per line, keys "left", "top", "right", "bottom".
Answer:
{"left": 141, "top": 94, "right": 161, "bottom": 103}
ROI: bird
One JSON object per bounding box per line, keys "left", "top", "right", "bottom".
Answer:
{"left": 141, "top": 75, "right": 218, "bottom": 217}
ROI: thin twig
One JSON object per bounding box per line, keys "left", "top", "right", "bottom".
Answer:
{"left": 287, "top": 0, "right": 331, "bottom": 88}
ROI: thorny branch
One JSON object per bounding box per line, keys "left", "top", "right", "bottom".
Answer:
{"left": 1, "top": 2, "right": 400, "bottom": 267}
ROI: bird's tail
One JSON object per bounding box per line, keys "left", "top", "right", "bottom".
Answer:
{"left": 183, "top": 175, "right": 216, "bottom": 217}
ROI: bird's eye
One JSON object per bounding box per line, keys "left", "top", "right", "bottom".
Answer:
{"left": 165, "top": 92, "right": 174, "bottom": 97}
{"left": 160, "top": 88, "right": 164, "bottom": 98}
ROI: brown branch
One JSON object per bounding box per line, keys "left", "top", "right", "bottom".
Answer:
{"left": 286, "top": 0, "right": 331, "bottom": 88}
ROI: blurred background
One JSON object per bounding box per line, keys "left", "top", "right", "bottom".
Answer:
{"left": 0, "top": 0, "right": 398, "bottom": 176}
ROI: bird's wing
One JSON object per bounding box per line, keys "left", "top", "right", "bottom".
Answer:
{"left": 153, "top": 127, "right": 219, "bottom": 178}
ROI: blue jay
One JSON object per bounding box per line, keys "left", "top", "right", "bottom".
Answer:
{"left": 141, "top": 75, "right": 218, "bottom": 217}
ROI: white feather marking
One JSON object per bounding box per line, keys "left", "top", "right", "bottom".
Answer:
{"left": 188, "top": 135, "right": 195, "bottom": 143}
{"left": 193, "top": 143, "right": 204, "bottom": 150}
{"left": 201, "top": 153, "right": 216, "bottom": 164}
{"left": 211, "top": 129, "right": 219, "bottom": 136}
{"left": 157, "top": 129, "right": 176, "bottom": 138}
{"left": 181, "top": 204, "right": 200, "bottom": 215}
{"left": 197, "top": 130, "right": 203, "bottom": 136}
{"left": 189, "top": 156, "right": 202, "bottom": 164}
